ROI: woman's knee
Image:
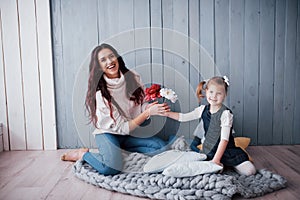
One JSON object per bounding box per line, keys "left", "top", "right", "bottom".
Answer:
{"left": 84, "top": 133, "right": 123, "bottom": 175}
{"left": 83, "top": 152, "right": 123, "bottom": 175}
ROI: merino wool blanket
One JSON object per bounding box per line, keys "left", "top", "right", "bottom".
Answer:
{"left": 72, "top": 151, "right": 286, "bottom": 200}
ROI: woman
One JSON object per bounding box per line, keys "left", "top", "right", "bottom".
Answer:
{"left": 62, "top": 43, "right": 170, "bottom": 175}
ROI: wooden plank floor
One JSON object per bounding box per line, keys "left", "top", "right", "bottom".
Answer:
{"left": 0, "top": 145, "right": 299, "bottom": 200}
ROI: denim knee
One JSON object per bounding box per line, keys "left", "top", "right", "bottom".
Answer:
{"left": 83, "top": 152, "right": 122, "bottom": 175}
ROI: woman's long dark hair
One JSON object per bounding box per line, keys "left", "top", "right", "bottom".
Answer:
{"left": 85, "top": 43, "right": 145, "bottom": 127}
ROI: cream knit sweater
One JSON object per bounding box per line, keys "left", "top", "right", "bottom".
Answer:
{"left": 92, "top": 72, "right": 148, "bottom": 135}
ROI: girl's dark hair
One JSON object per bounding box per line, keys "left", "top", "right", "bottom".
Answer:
{"left": 196, "top": 76, "right": 229, "bottom": 102}
{"left": 85, "top": 43, "right": 145, "bottom": 127}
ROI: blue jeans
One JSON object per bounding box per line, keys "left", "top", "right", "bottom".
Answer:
{"left": 83, "top": 133, "right": 174, "bottom": 175}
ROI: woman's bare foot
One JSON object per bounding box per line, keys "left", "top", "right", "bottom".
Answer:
{"left": 61, "top": 148, "right": 89, "bottom": 162}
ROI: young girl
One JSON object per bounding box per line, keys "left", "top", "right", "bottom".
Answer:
{"left": 165, "top": 76, "right": 256, "bottom": 176}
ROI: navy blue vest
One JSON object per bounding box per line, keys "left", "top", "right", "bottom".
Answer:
{"left": 202, "top": 104, "right": 235, "bottom": 154}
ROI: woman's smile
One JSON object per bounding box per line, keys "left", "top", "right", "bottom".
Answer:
{"left": 98, "top": 48, "right": 120, "bottom": 78}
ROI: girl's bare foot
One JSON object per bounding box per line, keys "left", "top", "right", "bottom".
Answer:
{"left": 61, "top": 148, "right": 89, "bottom": 162}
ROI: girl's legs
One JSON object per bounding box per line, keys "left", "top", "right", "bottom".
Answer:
{"left": 83, "top": 133, "right": 123, "bottom": 175}
{"left": 218, "top": 147, "right": 255, "bottom": 175}
{"left": 234, "top": 161, "right": 256, "bottom": 176}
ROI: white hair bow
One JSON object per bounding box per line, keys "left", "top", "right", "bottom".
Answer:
{"left": 223, "top": 76, "right": 230, "bottom": 86}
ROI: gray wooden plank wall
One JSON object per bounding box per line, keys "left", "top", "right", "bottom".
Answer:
{"left": 51, "top": 0, "right": 300, "bottom": 148}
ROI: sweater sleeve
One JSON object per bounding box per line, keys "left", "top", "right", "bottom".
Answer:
{"left": 94, "top": 91, "right": 130, "bottom": 135}
{"left": 178, "top": 105, "right": 205, "bottom": 122}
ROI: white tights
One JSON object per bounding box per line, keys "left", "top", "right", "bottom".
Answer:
{"left": 234, "top": 161, "right": 256, "bottom": 176}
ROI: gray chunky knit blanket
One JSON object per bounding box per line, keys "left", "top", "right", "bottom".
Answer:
{"left": 73, "top": 152, "right": 286, "bottom": 199}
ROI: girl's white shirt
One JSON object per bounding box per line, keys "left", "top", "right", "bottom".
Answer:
{"left": 92, "top": 72, "right": 148, "bottom": 135}
{"left": 178, "top": 105, "right": 233, "bottom": 141}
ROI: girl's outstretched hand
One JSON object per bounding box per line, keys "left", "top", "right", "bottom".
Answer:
{"left": 160, "top": 109, "right": 179, "bottom": 120}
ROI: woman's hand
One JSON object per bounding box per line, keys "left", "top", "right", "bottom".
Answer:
{"left": 129, "top": 101, "right": 169, "bottom": 131}
{"left": 147, "top": 102, "right": 170, "bottom": 116}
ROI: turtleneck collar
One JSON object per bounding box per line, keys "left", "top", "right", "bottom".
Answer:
{"left": 103, "top": 72, "right": 125, "bottom": 89}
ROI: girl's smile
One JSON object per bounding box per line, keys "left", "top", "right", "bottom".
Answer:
{"left": 206, "top": 84, "right": 226, "bottom": 112}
